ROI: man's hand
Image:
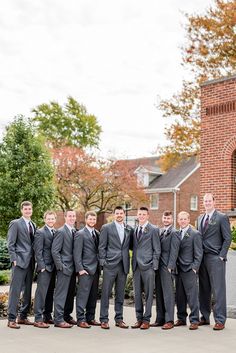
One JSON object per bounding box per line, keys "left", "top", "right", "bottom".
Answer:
{"left": 168, "top": 268, "right": 171, "bottom": 273}
{"left": 79, "top": 270, "right": 88, "bottom": 276}
{"left": 192, "top": 269, "right": 197, "bottom": 274}
{"left": 41, "top": 268, "right": 46, "bottom": 273}
{"left": 13, "top": 261, "right": 16, "bottom": 266}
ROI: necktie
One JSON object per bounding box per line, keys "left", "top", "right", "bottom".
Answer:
{"left": 92, "top": 230, "right": 98, "bottom": 248}
{"left": 161, "top": 229, "right": 166, "bottom": 237}
{"left": 51, "top": 229, "right": 55, "bottom": 236}
{"left": 29, "top": 222, "right": 34, "bottom": 243}
{"left": 180, "top": 229, "right": 184, "bottom": 240}
{"left": 137, "top": 226, "right": 143, "bottom": 241}
{"left": 203, "top": 215, "right": 209, "bottom": 232}
{"left": 72, "top": 229, "right": 76, "bottom": 237}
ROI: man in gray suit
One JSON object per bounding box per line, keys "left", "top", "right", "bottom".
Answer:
{"left": 131, "top": 207, "right": 161, "bottom": 330}
{"left": 174, "top": 211, "right": 203, "bottom": 330}
{"left": 52, "top": 210, "right": 76, "bottom": 328}
{"left": 151, "top": 210, "right": 180, "bottom": 329}
{"left": 33, "top": 210, "right": 57, "bottom": 328}
{"left": 7, "top": 201, "right": 36, "bottom": 329}
{"left": 99, "top": 206, "right": 133, "bottom": 329}
{"left": 197, "top": 193, "right": 231, "bottom": 330}
{"left": 74, "top": 211, "right": 100, "bottom": 328}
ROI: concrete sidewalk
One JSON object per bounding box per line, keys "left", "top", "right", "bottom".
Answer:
{"left": 0, "top": 303, "right": 235, "bottom": 353}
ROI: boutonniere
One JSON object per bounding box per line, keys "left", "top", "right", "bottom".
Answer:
{"left": 143, "top": 226, "right": 149, "bottom": 234}
{"left": 184, "top": 232, "right": 191, "bottom": 238}
{"left": 208, "top": 220, "right": 216, "bottom": 226}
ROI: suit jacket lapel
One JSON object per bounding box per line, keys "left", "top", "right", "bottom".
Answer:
{"left": 20, "top": 217, "right": 29, "bottom": 237}
{"left": 112, "top": 222, "right": 122, "bottom": 245}
{"left": 84, "top": 227, "right": 95, "bottom": 247}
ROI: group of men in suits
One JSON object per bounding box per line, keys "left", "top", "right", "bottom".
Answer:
{"left": 7, "top": 193, "right": 231, "bottom": 331}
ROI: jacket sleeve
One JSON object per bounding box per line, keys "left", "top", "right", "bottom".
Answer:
{"left": 152, "top": 227, "right": 161, "bottom": 270}
{"left": 7, "top": 220, "right": 18, "bottom": 263}
{"left": 34, "top": 229, "right": 45, "bottom": 271}
{"left": 192, "top": 231, "right": 203, "bottom": 271}
{"left": 73, "top": 232, "right": 84, "bottom": 273}
{"left": 51, "top": 229, "right": 64, "bottom": 271}
{"left": 98, "top": 225, "right": 108, "bottom": 266}
{"left": 168, "top": 232, "right": 180, "bottom": 270}
{"left": 219, "top": 214, "right": 232, "bottom": 259}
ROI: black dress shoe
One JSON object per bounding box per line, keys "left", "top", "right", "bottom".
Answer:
{"left": 87, "top": 320, "right": 101, "bottom": 326}
{"left": 198, "top": 319, "right": 210, "bottom": 326}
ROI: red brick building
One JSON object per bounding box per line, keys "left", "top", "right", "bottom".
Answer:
{"left": 200, "top": 74, "right": 236, "bottom": 217}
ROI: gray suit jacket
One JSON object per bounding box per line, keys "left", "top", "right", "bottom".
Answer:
{"left": 74, "top": 227, "right": 100, "bottom": 275}
{"left": 7, "top": 217, "right": 36, "bottom": 269}
{"left": 98, "top": 222, "right": 133, "bottom": 275}
{"left": 51, "top": 225, "right": 74, "bottom": 276}
{"left": 132, "top": 222, "right": 161, "bottom": 272}
{"left": 177, "top": 226, "right": 203, "bottom": 272}
{"left": 34, "top": 225, "right": 54, "bottom": 273}
{"left": 159, "top": 226, "right": 180, "bottom": 270}
{"left": 197, "top": 210, "right": 231, "bottom": 259}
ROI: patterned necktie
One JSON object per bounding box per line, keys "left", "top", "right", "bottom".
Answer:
{"left": 203, "top": 215, "right": 209, "bottom": 232}
{"left": 92, "top": 230, "right": 98, "bottom": 248}
{"left": 29, "top": 222, "right": 34, "bottom": 243}
{"left": 137, "top": 226, "right": 143, "bottom": 241}
{"left": 51, "top": 229, "right": 55, "bottom": 236}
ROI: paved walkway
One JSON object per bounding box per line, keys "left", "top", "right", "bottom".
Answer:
{"left": 0, "top": 303, "right": 235, "bottom": 353}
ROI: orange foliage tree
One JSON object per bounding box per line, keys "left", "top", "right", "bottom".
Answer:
{"left": 158, "top": 0, "right": 236, "bottom": 171}
{"left": 52, "top": 147, "right": 147, "bottom": 213}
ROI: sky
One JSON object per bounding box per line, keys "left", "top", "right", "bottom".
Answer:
{"left": 0, "top": 0, "right": 214, "bottom": 159}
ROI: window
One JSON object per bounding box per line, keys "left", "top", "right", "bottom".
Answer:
{"left": 150, "top": 194, "right": 159, "bottom": 210}
{"left": 190, "top": 195, "right": 198, "bottom": 211}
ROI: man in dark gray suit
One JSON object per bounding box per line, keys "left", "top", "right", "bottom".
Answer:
{"left": 7, "top": 201, "right": 36, "bottom": 329}
{"left": 74, "top": 211, "right": 100, "bottom": 328}
{"left": 52, "top": 210, "right": 76, "bottom": 328}
{"left": 33, "top": 210, "right": 57, "bottom": 328}
{"left": 151, "top": 210, "right": 180, "bottom": 329}
{"left": 99, "top": 206, "right": 133, "bottom": 329}
{"left": 197, "top": 193, "right": 231, "bottom": 330}
{"left": 174, "top": 211, "right": 203, "bottom": 330}
{"left": 131, "top": 207, "right": 161, "bottom": 330}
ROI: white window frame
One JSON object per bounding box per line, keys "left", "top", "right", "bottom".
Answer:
{"left": 190, "top": 195, "right": 198, "bottom": 211}
{"left": 150, "top": 194, "right": 159, "bottom": 210}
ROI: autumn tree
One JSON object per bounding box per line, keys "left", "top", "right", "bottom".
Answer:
{"left": 158, "top": 0, "right": 236, "bottom": 170}
{"left": 32, "top": 96, "right": 102, "bottom": 148}
{"left": 52, "top": 147, "right": 147, "bottom": 213}
{"left": 0, "top": 116, "right": 55, "bottom": 237}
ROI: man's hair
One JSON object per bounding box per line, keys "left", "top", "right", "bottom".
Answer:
{"left": 177, "top": 211, "right": 190, "bottom": 219}
{"left": 44, "top": 210, "right": 57, "bottom": 219}
{"left": 203, "top": 193, "right": 215, "bottom": 201}
{"left": 114, "top": 206, "right": 125, "bottom": 213}
{"left": 21, "top": 201, "right": 32, "bottom": 209}
{"left": 163, "top": 210, "right": 172, "bottom": 217}
{"left": 64, "top": 209, "right": 75, "bottom": 217}
{"left": 85, "top": 211, "right": 97, "bottom": 219}
{"left": 138, "top": 206, "right": 149, "bottom": 213}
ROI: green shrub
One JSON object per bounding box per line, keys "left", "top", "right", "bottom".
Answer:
{"left": 0, "top": 238, "right": 10, "bottom": 270}
{"left": 231, "top": 226, "right": 236, "bottom": 244}
{"left": 0, "top": 270, "right": 10, "bottom": 285}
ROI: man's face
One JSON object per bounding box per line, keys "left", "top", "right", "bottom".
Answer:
{"left": 86, "top": 215, "right": 97, "bottom": 228}
{"left": 45, "top": 214, "right": 56, "bottom": 228}
{"left": 21, "top": 206, "right": 33, "bottom": 219}
{"left": 203, "top": 194, "right": 215, "bottom": 213}
{"left": 162, "top": 215, "right": 173, "bottom": 227}
{"left": 137, "top": 210, "right": 149, "bottom": 226}
{"left": 177, "top": 214, "right": 190, "bottom": 229}
{"left": 65, "top": 211, "right": 76, "bottom": 227}
{"left": 114, "top": 209, "right": 125, "bottom": 223}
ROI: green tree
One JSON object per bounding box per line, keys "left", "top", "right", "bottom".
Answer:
{"left": 32, "top": 96, "right": 102, "bottom": 148}
{"left": 158, "top": 0, "right": 236, "bottom": 170}
{"left": 0, "top": 116, "right": 56, "bottom": 237}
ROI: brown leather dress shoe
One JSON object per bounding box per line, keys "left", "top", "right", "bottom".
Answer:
{"left": 140, "top": 322, "right": 150, "bottom": 330}
{"left": 101, "top": 322, "right": 110, "bottom": 329}
{"left": 115, "top": 321, "right": 129, "bottom": 329}
{"left": 189, "top": 323, "right": 199, "bottom": 330}
{"left": 150, "top": 322, "right": 164, "bottom": 327}
{"left": 77, "top": 321, "right": 91, "bottom": 328}
{"left": 198, "top": 319, "right": 210, "bottom": 326}
{"left": 65, "top": 319, "right": 77, "bottom": 325}
{"left": 213, "top": 322, "right": 225, "bottom": 330}
{"left": 44, "top": 319, "right": 54, "bottom": 325}
{"left": 54, "top": 321, "right": 73, "bottom": 328}
{"left": 131, "top": 321, "right": 142, "bottom": 329}
{"left": 34, "top": 322, "right": 50, "bottom": 328}
{"left": 174, "top": 320, "right": 186, "bottom": 327}
{"left": 162, "top": 322, "right": 174, "bottom": 330}
{"left": 17, "top": 318, "right": 34, "bottom": 325}
{"left": 87, "top": 320, "right": 100, "bottom": 326}
{"left": 8, "top": 321, "right": 20, "bottom": 329}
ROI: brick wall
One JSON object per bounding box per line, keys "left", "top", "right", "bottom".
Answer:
{"left": 200, "top": 75, "right": 236, "bottom": 213}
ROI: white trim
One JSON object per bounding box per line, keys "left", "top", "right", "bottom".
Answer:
{"left": 145, "top": 188, "right": 180, "bottom": 194}
{"left": 175, "top": 163, "right": 200, "bottom": 188}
